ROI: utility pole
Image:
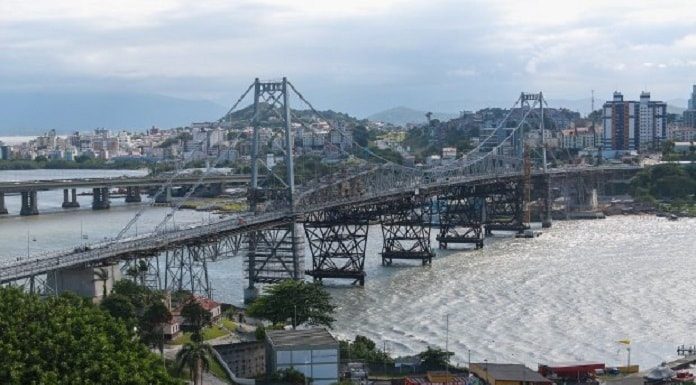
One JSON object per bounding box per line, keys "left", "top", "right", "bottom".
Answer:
{"left": 445, "top": 314, "right": 450, "bottom": 385}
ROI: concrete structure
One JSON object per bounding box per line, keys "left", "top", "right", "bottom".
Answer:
{"left": 0, "top": 174, "right": 252, "bottom": 215}
{"left": 265, "top": 328, "right": 340, "bottom": 385}
{"left": 602, "top": 92, "right": 666, "bottom": 152}
{"left": 48, "top": 263, "right": 121, "bottom": 303}
{"left": 469, "top": 363, "right": 553, "bottom": 385}
{"left": 214, "top": 341, "right": 266, "bottom": 379}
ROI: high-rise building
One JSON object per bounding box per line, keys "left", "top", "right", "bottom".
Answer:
{"left": 602, "top": 91, "right": 666, "bottom": 152}
{"left": 684, "top": 85, "right": 696, "bottom": 128}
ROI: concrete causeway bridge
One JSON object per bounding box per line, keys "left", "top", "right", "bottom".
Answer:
{"left": 0, "top": 173, "right": 252, "bottom": 215}
{"left": 0, "top": 78, "right": 642, "bottom": 302}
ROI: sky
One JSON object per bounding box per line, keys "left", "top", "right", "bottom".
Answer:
{"left": 1, "top": 0, "right": 696, "bottom": 117}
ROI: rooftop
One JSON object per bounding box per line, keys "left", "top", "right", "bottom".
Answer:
{"left": 266, "top": 328, "right": 339, "bottom": 348}
{"left": 471, "top": 363, "right": 552, "bottom": 383}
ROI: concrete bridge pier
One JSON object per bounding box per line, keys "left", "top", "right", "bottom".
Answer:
{"left": 0, "top": 192, "right": 8, "bottom": 214}
{"left": 542, "top": 176, "right": 553, "bottom": 228}
{"left": 155, "top": 186, "right": 172, "bottom": 204}
{"left": 92, "top": 187, "right": 110, "bottom": 210}
{"left": 20, "top": 191, "right": 39, "bottom": 216}
{"left": 62, "top": 188, "right": 80, "bottom": 208}
{"left": 125, "top": 187, "right": 142, "bottom": 203}
{"left": 48, "top": 263, "right": 121, "bottom": 303}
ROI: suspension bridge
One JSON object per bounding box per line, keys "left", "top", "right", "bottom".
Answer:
{"left": 0, "top": 78, "right": 641, "bottom": 302}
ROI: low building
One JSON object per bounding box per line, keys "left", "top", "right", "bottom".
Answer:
{"left": 265, "top": 328, "right": 340, "bottom": 385}
{"left": 405, "top": 372, "right": 469, "bottom": 385}
{"left": 214, "top": 341, "right": 266, "bottom": 379}
{"left": 161, "top": 320, "right": 182, "bottom": 341}
{"left": 559, "top": 127, "right": 596, "bottom": 150}
{"left": 470, "top": 363, "right": 553, "bottom": 385}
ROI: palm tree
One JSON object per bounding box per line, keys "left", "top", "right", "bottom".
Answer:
{"left": 176, "top": 340, "right": 214, "bottom": 385}
{"left": 93, "top": 267, "right": 110, "bottom": 298}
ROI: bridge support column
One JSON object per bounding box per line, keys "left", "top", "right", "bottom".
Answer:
{"left": 542, "top": 176, "right": 553, "bottom": 228}
{"left": 436, "top": 185, "right": 485, "bottom": 249}
{"left": 125, "top": 187, "right": 142, "bottom": 203}
{"left": 92, "top": 187, "right": 110, "bottom": 210}
{"left": 380, "top": 195, "right": 434, "bottom": 266}
{"left": 20, "top": 191, "right": 39, "bottom": 216}
{"left": 303, "top": 209, "right": 369, "bottom": 286}
{"left": 0, "top": 192, "right": 7, "bottom": 214}
{"left": 155, "top": 186, "right": 172, "bottom": 204}
{"left": 62, "top": 188, "right": 80, "bottom": 208}
{"left": 48, "top": 263, "right": 121, "bottom": 303}
{"left": 245, "top": 222, "right": 304, "bottom": 303}
{"left": 484, "top": 180, "right": 527, "bottom": 234}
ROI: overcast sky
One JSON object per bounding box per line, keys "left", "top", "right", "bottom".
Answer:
{"left": 1, "top": 0, "right": 695, "bottom": 116}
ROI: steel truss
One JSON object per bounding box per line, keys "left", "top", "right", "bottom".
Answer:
{"left": 484, "top": 179, "right": 527, "bottom": 233}
{"left": 246, "top": 223, "right": 303, "bottom": 286}
{"left": 303, "top": 209, "right": 370, "bottom": 285}
{"left": 436, "top": 185, "right": 486, "bottom": 249}
{"left": 119, "top": 233, "right": 246, "bottom": 298}
{"left": 379, "top": 195, "right": 434, "bottom": 265}
{"left": 1, "top": 274, "right": 56, "bottom": 297}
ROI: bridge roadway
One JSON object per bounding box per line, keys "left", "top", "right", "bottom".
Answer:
{"left": 0, "top": 165, "right": 640, "bottom": 284}
{"left": 0, "top": 174, "right": 253, "bottom": 194}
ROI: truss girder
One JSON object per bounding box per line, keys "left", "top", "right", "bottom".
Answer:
{"left": 246, "top": 223, "right": 303, "bottom": 285}
{"left": 303, "top": 208, "right": 369, "bottom": 285}
{"left": 379, "top": 195, "right": 434, "bottom": 265}
{"left": 436, "top": 185, "right": 486, "bottom": 249}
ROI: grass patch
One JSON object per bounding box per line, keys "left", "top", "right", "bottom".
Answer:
{"left": 170, "top": 325, "right": 229, "bottom": 345}
{"left": 221, "top": 318, "right": 236, "bottom": 331}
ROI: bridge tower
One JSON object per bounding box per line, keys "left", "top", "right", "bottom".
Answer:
{"left": 245, "top": 77, "right": 303, "bottom": 303}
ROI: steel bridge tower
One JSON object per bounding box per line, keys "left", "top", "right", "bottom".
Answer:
{"left": 245, "top": 77, "right": 303, "bottom": 303}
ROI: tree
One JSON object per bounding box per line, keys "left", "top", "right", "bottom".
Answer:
{"left": 270, "top": 368, "right": 309, "bottom": 385}
{"left": 176, "top": 340, "right": 214, "bottom": 385}
{"left": 181, "top": 298, "right": 211, "bottom": 337}
{"left": 141, "top": 301, "right": 172, "bottom": 357}
{"left": 418, "top": 346, "right": 453, "bottom": 370}
{"left": 100, "top": 293, "right": 138, "bottom": 330}
{"left": 0, "top": 287, "right": 179, "bottom": 384}
{"left": 94, "top": 267, "right": 110, "bottom": 298}
{"left": 353, "top": 125, "right": 369, "bottom": 148}
{"left": 339, "top": 335, "right": 392, "bottom": 364}
{"left": 247, "top": 279, "right": 335, "bottom": 329}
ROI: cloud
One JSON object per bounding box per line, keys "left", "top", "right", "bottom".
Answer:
{"left": 0, "top": 0, "right": 695, "bottom": 116}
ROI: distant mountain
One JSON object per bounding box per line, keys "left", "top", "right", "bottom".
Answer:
{"left": 0, "top": 91, "right": 227, "bottom": 134}
{"left": 367, "top": 106, "right": 458, "bottom": 125}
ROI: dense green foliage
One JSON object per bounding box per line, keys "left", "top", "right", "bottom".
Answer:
{"left": 247, "top": 280, "right": 335, "bottom": 328}
{"left": 339, "top": 335, "right": 393, "bottom": 365}
{"left": 0, "top": 287, "right": 179, "bottom": 385}
{"left": 630, "top": 163, "right": 696, "bottom": 201}
{"left": 417, "top": 346, "right": 454, "bottom": 370}
{"left": 269, "top": 368, "right": 309, "bottom": 385}
{"left": 100, "top": 280, "right": 172, "bottom": 355}
{"left": 181, "top": 299, "right": 212, "bottom": 338}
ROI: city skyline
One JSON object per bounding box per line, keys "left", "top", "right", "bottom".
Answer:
{"left": 1, "top": 0, "right": 696, "bottom": 117}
